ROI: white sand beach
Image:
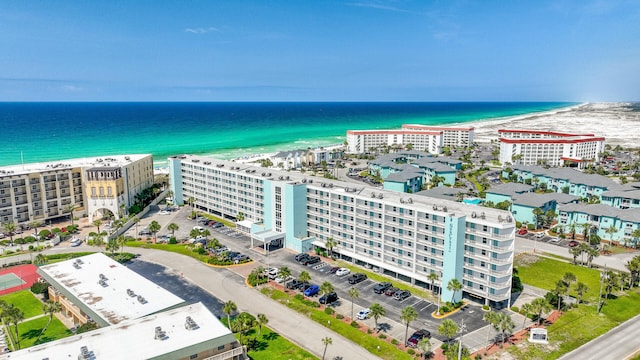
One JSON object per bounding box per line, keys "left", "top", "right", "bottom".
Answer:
{"left": 470, "top": 103, "right": 640, "bottom": 147}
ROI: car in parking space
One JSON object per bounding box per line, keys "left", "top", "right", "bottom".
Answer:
{"left": 517, "top": 228, "right": 528, "bottom": 235}
{"left": 549, "top": 236, "right": 560, "bottom": 243}
{"left": 534, "top": 232, "right": 545, "bottom": 238}
{"left": 70, "top": 238, "right": 82, "bottom": 247}
{"left": 192, "top": 226, "right": 205, "bottom": 232}
{"left": 139, "top": 228, "right": 152, "bottom": 236}
{"left": 233, "top": 254, "right": 249, "bottom": 263}
{"left": 295, "top": 253, "right": 309, "bottom": 262}
{"left": 301, "top": 256, "right": 320, "bottom": 265}
{"left": 373, "top": 282, "right": 392, "bottom": 294}
{"left": 335, "top": 268, "right": 351, "bottom": 276}
{"left": 406, "top": 329, "right": 431, "bottom": 347}
{"left": 348, "top": 273, "right": 367, "bottom": 284}
{"left": 568, "top": 240, "right": 579, "bottom": 247}
{"left": 299, "top": 282, "right": 312, "bottom": 292}
{"left": 319, "top": 292, "right": 339, "bottom": 304}
{"left": 286, "top": 279, "right": 303, "bottom": 290}
{"left": 356, "top": 308, "right": 371, "bottom": 320}
{"left": 393, "top": 290, "right": 411, "bottom": 301}
{"left": 384, "top": 287, "right": 399, "bottom": 296}
{"left": 304, "top": 284, "right": 320, "bottom": 297}
{"left": 267, "top": 268, "right": 279, "bottom": 280}
{"left": 275, "top": 275, "right": 292, "bottom": 283}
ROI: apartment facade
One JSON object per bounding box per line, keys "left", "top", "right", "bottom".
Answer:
{"left": 401, "top": 125, "right": 475, "bottom": 148}
{"left": 498, "top": 129, "right": 606, "bottom": 167}
{"left": 0, "top": 154, "right": 153, "bottom": 226}
{"left": 346, "top": 129, "right": 443, "bottom": 155}
{"left": 169, "top": 155, "right": 515, "bottom": 307}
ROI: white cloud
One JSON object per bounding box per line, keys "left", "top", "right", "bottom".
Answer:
{"left": 346, "top": 2, "right": 411, "bottom": 13}
{"left": 184, "top": 27, "right": 220, "bottom": 34}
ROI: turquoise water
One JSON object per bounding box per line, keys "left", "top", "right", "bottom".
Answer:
{"left": 0, "top": 102, "right": 576, "bottom": 167}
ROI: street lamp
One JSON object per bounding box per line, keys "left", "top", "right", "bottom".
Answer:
{"left": 457, "top": 319, "right": 467, "bottom": 360}
{"left": 436, "top": 285, "right": 441, "bottom": 316}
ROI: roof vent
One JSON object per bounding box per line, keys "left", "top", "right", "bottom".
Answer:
{"left": 442, "top": 206, "right": 447, "bottom": 212}
{"left": 78, "top": 346, "right": 92, "bottom": 360}
{"left": 433, "top": 204, "right": 438, "bottom": 210}
{"left": 126, "top": 289, "right": 136, "bottom": 297}
{"left": 498, "top": 215, "right": 504, "bottom": 222}
{"left": 471, "top": 212, "right": 477, "bottom": 218}
{"left": 98, "top": 279, "right": 108, "bottom": 287}
{"left": 185, "top": 316, "right": 199, "bottom": 330}
{"left": 480, "top": 212, "right": 486, "bottom": 219}
{"left": 378, "top": 194, "right": 383, "bottom": 199}
{"left": 506, "top": 215, "right": 513, "bottom": 223}
{"left": 302, "top": 178, "right": 307, "bottom": 183}
{"left": 407, "top": 198, "right": 413, "bottom": 204}
{"left": 154, "top": 326, "right": 167, "bottom": 340}
{"left": 137, "top": 295, "right": 147, "bottom": 304}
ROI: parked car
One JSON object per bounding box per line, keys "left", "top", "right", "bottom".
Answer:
{"left": 518, "top": 228, "right": 528, "bottom": 235}
{"left": 302, "top": 256, "right": 320, "bottom": 265}
{"left": 348, "top": 273, "right": 367, "bottom": 284}
{"left": 568, "top": 240, "right": 579, "bottom": 247}
{"left": 233, "top": 254, "right": 249, "bottom": 263}
{"left": 356, "top": 308, "right": 371, "bottom": 320}
{"left": 268, "top": 268, "right": 279, "bottom": 280}
{"left": 335, "top": 268, "right": 351, "bottom": 276}
{"left": 286, "top": 279, "right": 303, "bottom": 290}
{"left": 393, "top": 290, "right": 411, "bottom": 301}
{"left": 275, "top": 275, "right": 292, "bottom": 283}
{"left": 159, "top": 210, "right": 170, "bottom": 215}
{"left": 303, "top": 285, "right": 320, "bottom": 297}
{"left": 70, "top": 238, "right": 82, "bottom": 247}
{"left": 384, "top": 287, "right": 399, "bottom": 296}
{"left": 534, "top": 232, "right": 545, "bottom": 238}
{"left": 192, "top": 226, "right": 205, "bottom": 231}
{"left": 406, "top": 329, "right": 431, "bottom": 347}
{"left": 139, "top": 229, "right": 151, "bottom": 236}
{"left": 295, "top": 253, "right": 309, "bottom": 262}
{"left": 319, "top": 292, "right": 339, "bottom": 304}
{"left": 373, "top": 282, "right": 392, "bottom": 294}
{"left": 299, "top": 283, "right": 312, "bottom": 292}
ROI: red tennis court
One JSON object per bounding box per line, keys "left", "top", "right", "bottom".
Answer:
{"left": 0, "top": 264, "right": 40, "bottom": 296}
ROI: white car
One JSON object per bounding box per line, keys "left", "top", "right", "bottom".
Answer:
{"left": 268, "top": 268, "right": 279, "bottom": 280}
{"left": 70, "top": 238, "right": 83, "bottom": 247}
{"left": 335, "top": 268, "right": 351, "bottom": 276}
{"left": 534, "top": 232, "right": 545, "bottom": 238}
{"left": 159, "top": 210, "right": 170, "bottom": 215}
{"left": 356, "top": 308, "right": 370, "bottom": 320}
{"left": 275, "top": 275, "right": 292, "bottom": 284}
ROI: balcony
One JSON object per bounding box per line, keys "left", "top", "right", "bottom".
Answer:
{"left": 203, "top": 346, "right": 246, "bottom": 360}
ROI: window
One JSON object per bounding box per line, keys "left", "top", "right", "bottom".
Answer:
{"left": 217, "top": 345, "right": 225, "bottom": 350}
{"left": 190, "top": 355, "right": 198, "bottom": 359}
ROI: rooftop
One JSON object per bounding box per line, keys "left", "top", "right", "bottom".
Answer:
{"left": 37, "top": 253, "right": 184, "bottom": 326}
{"left": 511, "top": 165, "right": 616, "bottom": 189}
{"left": 0, "top": 302, "right": 236, "bottom": 360}
{"left": 559, "top": 203, "right": 640, "bottom": 224}
{"left": 486, "top": 183, "right": 534, "bottom": 197}
{"left": 0, "top": 154, "right": 151, "bottom": 177}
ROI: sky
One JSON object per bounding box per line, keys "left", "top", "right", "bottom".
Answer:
{"left": 1, "top": 0, "right": 639, "bottom": 102}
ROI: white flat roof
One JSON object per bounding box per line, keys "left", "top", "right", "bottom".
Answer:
{"left": 0, "top": 154, "right": 151, "bottom": 177}
{"left": 0, "top": 302, "right": 236, "bottom": 360}
{"left": 38, "top": 253, "right": 184, "bottom": 325}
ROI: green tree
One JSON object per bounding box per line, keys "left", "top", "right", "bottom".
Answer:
{"left": 320, "top": 281, "right": 334, "bottom": 296}
{"left": 63, "top": 203, "right": 77, "bottom": 226}
{"left": 532, "top": 208, "right": 544, "bottom": 229}
{"left": 233, "top": 312, "right": 256, "bottom": 345}
{"left": 417, "top": 337, "right": 432, "bottom": 359}
{"left": 369, "top": 303, "right": 385, "bottom": 331}
{"left": 483, "top": 311, "right": 499, "bottom": 349}
{"left": 256, "top": 313, "right": 268, "bottom": 336}
{"left": 625, "top": 256, "right": 640, "bottom": 288}
{"left": 631, "top": 229, "right": 640, "bottom": 249}
{"left": 531, "top": 298, "right": 552, "bottom": 325}
{"left": 298, "top": 271, "right": 311, "bottom": 284}
{"left": 2, "top": 222, "right": 16, "bottom": 245}
{"left": 427, "top": 272, "right": 439, "bottom": 294}
{"left": 116, "top": 235, "right": 127, "bottom": 252}
{"left": 586, "top": 246, "right": 600, "bottom": 268}
{"left": 520, "top": 303, "right": 533, "bottom": 330}
{"left": 401, "top": 305, "right": 419, "bottom": 346}
{"left": 438, "top": 318, "right": 459, "bottom": 344}
{"left": 167, "top": 223, "right": 179, "bottom": 238}
{"left": 605, "top": 224, "right": 618, "bottom": 246}
{"left": 575, "top": 282, "right": 589, "bottom": 303}
{"left": 563, "top": 272, "right": 576, "bottom": 292}
{"left": 447, "top": 278, "right": 463, "bottom": 303}
{"left": 223, "top": 300, "right": 237, "bottom": 329}
{"left": 236, "top": 212, "right": 245, "bottom": 221}
{"left": 3, "top": 304, "right": 25, "bottom": 349}
{"left": 278, "top": 266, "right": 291, "bottom": 282}
{"left": 321, "top": 337, "right": 332, "bottom": 360}
{"left": 569, "top": 246, "right": 582, "bottom": 265}
{"left": 92, "top": 219, "right": 103, "bottom": 234}
{"left": 148, "top": 220, "right": 161, "bottom": 241}
{"left": 493, "top": 312, "right": 515, "bottom": 348}
{"left": 33, "top": 253, "right": 48, "bottom": 266}
{"left": 325, "top": 237, "right": 337, "bottom": 258}
{"left": 29, "top": 220, "right": 44, "bottom": 248}
{"left": 36, "top": 301, "right": 62, "bottom": 343}
{"left": 106, "top": 238, "right": 119, "bottom": 255}
{"left": 554, "top": 280, "right": 568, "bottom": 311}
{"left": 348, "top": 287, "right": 359, "bottom": 320}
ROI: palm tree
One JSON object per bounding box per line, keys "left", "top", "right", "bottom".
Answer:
{"left": 400, "top": 305, "right": 418, "bottom": 345}
{"left": 92, "top": 219, "right": 103, "bottom": 234}
{"left": 427, "top": 272, "right": 439, "bottom": 294}
{"left": 520, "top": 303, "right": 533, "bottom": 330}
{"left": 417, "top": 337, "right": 432, "bottom": 359}
{"left": 554, "top": 280, "right": 568, "bottom": 311}
{"left": 586, "top": 247, "right": 600, "bottom": 268}
{"left": 531, "top": 298, "right": 552, "bottom": 325}
{"left": 438, "top": 318, "right": 458, "bottom": 344}
{"left": 325, "top": 237, "right": 337, "bottom": 258}
{"left": 223, "top": 300, "right": 237, "bottom": 329}
{"left": 532, "top": 207, "right": 544, "bottom": 229}
{"left": 167, "top": 223, "right": 179, "bottom": 238}
{"left": 631, "top": 229, "right": 640, "bottom": 249}
{"left": 36, "top": 301, "right": 62, "bottom": 343}
{"left": 320, "top": 281, "right": 334, "bottom": 296}
{"left": 116, "top": 235, "right": 127, "bottom": 252}
{"left": 4, "top": 304, "right": 24, "bottom": 349}
{"left": 447, "top": 278, "right": 463, "bottom": 303}
{"left": 63, "top": 203, "right": 77, "bottom": 226}
{"left": 133, "top": 218, "right": 140, "bottom": 238}
{"left": 2, "top": 222, "right": 16, "bottom": 245}
{"left": 605, "top": 224, "right": 618, "bottom": 246}
{"left": 483, "top": 311, "right": 498, "bottom": 350}
{"left": 321, "top": 337, "right": 333, "bottom": 360}
{"left": 575, "top": 282, "right": 589, "bottom": 303}
{"left": 298, "top": 271, "right": 311, "bottom": 284}
{"left": 33, "top": 253, "right": 48, "bottom": 266}
{"left": 569, "top": 247, "right": 582, "bottom": 265}
{"left": 29, "top": 220, "right": 43, "bottom": 248}
{"left": 278, "top": 266, "right": 291, "bottom": 283}
{"left": 148, "top": 220, "right": 161, "bottom": 241}
{"left": 256, "top": 313, "right": 268, "bottom": 336}
{"left": 493, "top": 312, "right": 515, "bottom": 348}
{"left": 348, "top": 287, "right": 359, "bottom": 319}
{"left": 234, "top": 312, "right": 256, "bottom": 345}
{"left": 236, "top": 212, "right": 245, "bottom": 221}
{"left": 563, "top": 272, "right": 576, "bottom": 292}
{"left": 369, "top": 303, "right": 385, "bottom": 331}
{"left": 625, "top": 256, "right": 640, "bottom": 288}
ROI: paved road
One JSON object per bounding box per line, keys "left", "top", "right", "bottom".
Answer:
{"left": 559, "top": 314, "right": 640, "bottom": 360}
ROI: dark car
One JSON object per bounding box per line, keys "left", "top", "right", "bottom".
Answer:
{"left": 348, "top": 273, "right": 367, "bottom": 284}
{"left": 407, "top": 329, "right": 431, "bottom": 347}
{"left": 286, "top": 279, "right": 303, "bottom": 290}
{"left": 393, "top": 290, "right": 411, "bottom": 301}
{"left": 568, "top": 240, "right": 579, "bottom": 247}
{"left": 302, "top": 256, "right": 320, "bottom": 265}
{"left": 319, "top": 292, "right": 339, "bottom": 304}
{"left": 329, "top": 266, "right": 340, "bottom": 274}
{"left": 295, "top": 253, "right": 309, "bottom": 262}
{"left": 384, "top": 287, "right": 399, "bottom": 296}
{"left": 299, "top": 282, "right": 312, "bottom": 292}
{"left": 373, "top": 282, "right": 392, "bottom": 294}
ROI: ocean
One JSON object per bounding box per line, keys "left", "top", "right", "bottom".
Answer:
{"left": 0, "top": 102, "right": 576, "bottom": 167}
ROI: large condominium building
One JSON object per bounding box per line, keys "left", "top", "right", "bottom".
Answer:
{"left": 0, "top": 154, "right": 153, "bottom": 226}
{"left": 498, "top": 130, "right": 606, "bottom": 168}
{"left": 401, "top": 125, "right": 475, "bottom": 148}
{"left": 346, "top": 129, "right": 443, "bottom": 155}
{"left": 169, "top": 155, "right": 515, "bottom": 307}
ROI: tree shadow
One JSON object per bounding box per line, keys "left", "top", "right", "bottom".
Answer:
{"left": 376, "top": 323, "right": 391, "bottom": 333}
{"left": 263, "top": 331, "right": 280, "bottom": 341}
{"left": 21, "top": 329, "right": 41, "bottom": 340}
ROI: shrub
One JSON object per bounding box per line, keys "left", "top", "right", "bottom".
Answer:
{"left": 407, "top": 349, "right": 415, "bottom": 355}
{"left": 169, "top": 237, "right": 178, "bottom": 245}
{"left": 336, "top": 314, "right": 344, "bottom": 320}
{"left": 378, "top": 334, "right": 387, "bottom": 339}
{"left": 294, "top": 294, "right": 305, "bottom": 301}
{"left": 324, "top": 307, "right": 335, "bottom": 315}
{"left": 350, "top": 321, "right": 359, "bottom": 328}
{"left": 510, "top": 306, "right": 519, "bottom": 313}
{"left": 367, "top": 329, "right": 373, "bottom": 334}
{"left": 31, "top": 281, "right": 50, "bottom": 294}
{"left": 391, "top": 339, "right": 398, "bottom": 345}
{"left": 482, "top": 305, "right": 490, "bottom": 311}
{"left": 440, "top": 306, "right": 450, "bottom": 313}
{"left": 14, "top": 238, "right": 25, "bottom": 245}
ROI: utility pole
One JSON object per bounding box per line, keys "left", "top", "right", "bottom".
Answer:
{"left": 597, "top": 264, "right": 607, "bottom": 313}
{"left": 458, "top": 318, "right": 467, "bottom": 360}
{"left": 436, "top": 286, "right": 441, "bottom": 315}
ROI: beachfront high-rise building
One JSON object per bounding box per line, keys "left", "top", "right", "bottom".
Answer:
{"left": 498, "top": 129, "right": 606, "bottom": 168}
{"left": 169, "top": 155, "right": 515, "bottom": 307}
{"left": 0, "top": 154, "right": 153, "bottom": 227}
{"left": 401, "top": 125, "right": 475, "bottom": 148}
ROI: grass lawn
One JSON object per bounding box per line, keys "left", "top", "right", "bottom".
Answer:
{"left": 514, "top": 254, "right": 601, "bottom": 302}
{"left": 238, "top": 326, "right": 317, "bottom": 360}
{"left": 1, "top": 290, "right": 43, "bottom": 319}
{"left": 14, "top": 316, "right": 73, "bottom": 349}
{"left": 126, "top": 241, "right": 211, "bottom": 262}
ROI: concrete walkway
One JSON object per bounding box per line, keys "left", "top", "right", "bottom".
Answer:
{"left": 127, "top": 247, "right": 379, "bottom": 360}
